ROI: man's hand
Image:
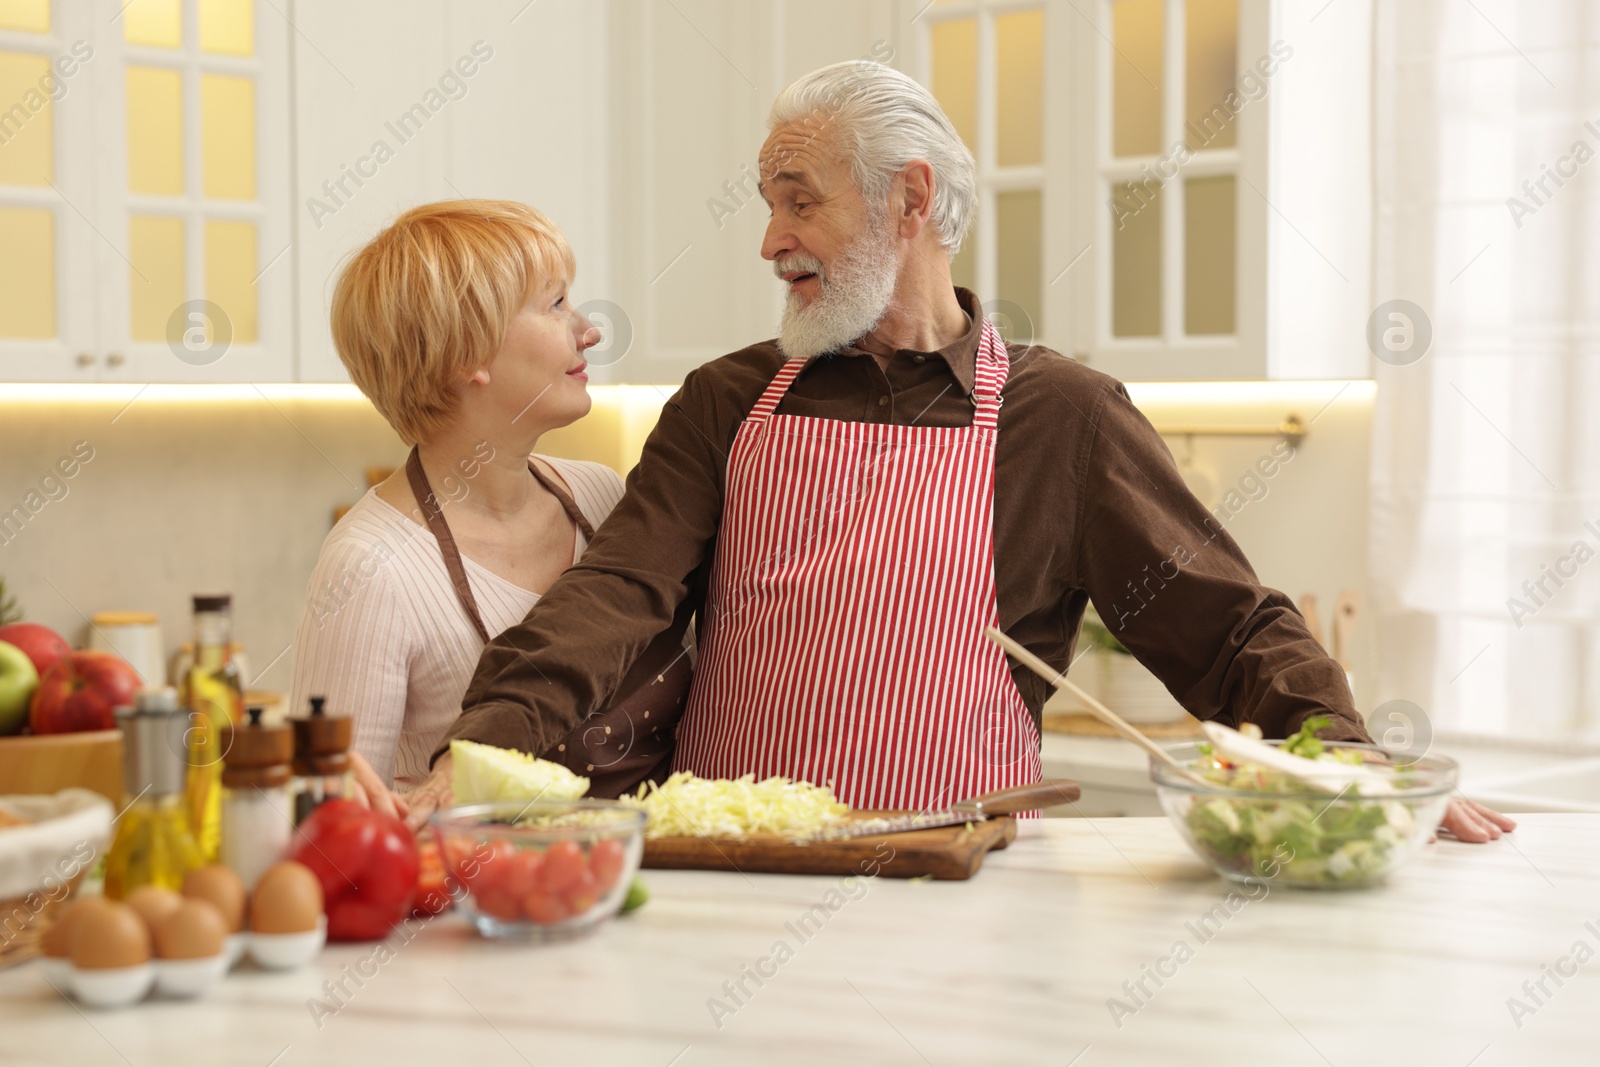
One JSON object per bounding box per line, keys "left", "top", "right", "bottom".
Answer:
{"left": 403, "top": 752, "right": 453, "bottom": 832}
{"left": 1436, "top": 796, "right": 1517, "bottom": 843}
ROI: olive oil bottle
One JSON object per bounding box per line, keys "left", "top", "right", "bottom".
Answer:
{"left": 105, "top": 689, "right": 203, "bottom": 897}
{"left": 180, "top": 594, "right": 244, "bottom": 863}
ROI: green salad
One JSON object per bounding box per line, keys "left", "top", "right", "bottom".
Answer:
{"left": 1181, "top": 716, "right": 1420, "bottom": 886}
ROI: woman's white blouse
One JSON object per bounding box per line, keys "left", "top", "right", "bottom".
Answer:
{"left": 289, "top": 456, "right": 625, "bottom": 788}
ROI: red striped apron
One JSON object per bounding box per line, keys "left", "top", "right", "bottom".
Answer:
{"left": 673, "top": 318, "right": 1043, "bottom": 810}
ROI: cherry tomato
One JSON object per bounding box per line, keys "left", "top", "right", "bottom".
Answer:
{"left": 521, "top": 891, "right": 569, "bottom": 925}
{"left": 589, "top": 839, "right": 626, "bottom": 895}
{"left": 563, "top": 866, "right": 599, "bottom": 915}
{"left": 475, "top": 885, "right": 524, "bottom": 922}
{"left": 412, "top": 837, "right": 453, "bottom": 917}
{"left": 462, "top": 839, "right": 516, "bottom": 892}
{"left": 540, "top": 841, "right": 586, "bottom": 894}
{"left": 502, "top": 850, "right": 545, "bottom": 900}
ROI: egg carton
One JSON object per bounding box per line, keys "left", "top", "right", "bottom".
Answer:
{"left": 42, "top": 918, "right": 326, "bottom": 1009}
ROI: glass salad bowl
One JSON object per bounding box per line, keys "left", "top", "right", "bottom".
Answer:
{"left": 431, "top": 800, "right": 645, "bottom": 940}
{"left": 1152, "top": 740, "right": 1458, "bottom": 889}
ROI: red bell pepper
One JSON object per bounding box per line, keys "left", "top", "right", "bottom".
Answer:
{"left": 288, "top": 799, "right": 419, "bottom": 941}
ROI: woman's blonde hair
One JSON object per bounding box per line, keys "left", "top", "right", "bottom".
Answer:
{"left": 330, "top": 200, "right": 576, "bottom": 445}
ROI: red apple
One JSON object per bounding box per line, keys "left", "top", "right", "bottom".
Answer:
{"left": 0, "top": 622, "right": 70, "bottom": 679}
{"left": 29, "top": 651, "right": 142, "bottom": 735}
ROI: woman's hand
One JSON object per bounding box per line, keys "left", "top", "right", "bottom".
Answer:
{"left": 403, "top": 752, "right": 454, "bottom": 832}
{"left": 345, "top": 750, "right": 409, "bottom": 822}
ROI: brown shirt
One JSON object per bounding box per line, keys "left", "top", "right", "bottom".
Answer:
{"left": 442, "top": 289, "right": 1369, "bottom": 764}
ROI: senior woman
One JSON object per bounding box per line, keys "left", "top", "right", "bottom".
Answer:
{"left": 289, "top": 200, "right": 624, "bottom": 809}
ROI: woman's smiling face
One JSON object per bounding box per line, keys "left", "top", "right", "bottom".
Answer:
{"left": 471, "top": 276, "right": 598, "bottom": 435}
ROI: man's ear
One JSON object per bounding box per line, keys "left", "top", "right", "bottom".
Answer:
{"left": 468, "top": 367, "right": 491, "bottom": 386}
{"left": 896, "top": 159, "right": 938, "bottom": 241}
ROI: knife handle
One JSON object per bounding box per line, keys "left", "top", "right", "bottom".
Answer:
{"left": 964, "top": 779, "right": 1081, "bottom": 816}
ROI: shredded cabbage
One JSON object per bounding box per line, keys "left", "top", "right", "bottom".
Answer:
{"left": 623, "top": 771, "right": 850, "bottom": 839}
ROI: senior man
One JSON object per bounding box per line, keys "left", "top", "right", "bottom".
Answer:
{"left": 407, "top": 61, "right": 1511, "bottom": 843}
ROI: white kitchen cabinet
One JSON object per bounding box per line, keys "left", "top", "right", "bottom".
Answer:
{"left": 0, "top": 0, "right": 292, "bottom": 383}
{"left": 289, "top": 0, "right": 613, "bottom": 382}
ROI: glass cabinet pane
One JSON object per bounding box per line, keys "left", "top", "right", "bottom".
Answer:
{"left": 0, "top": 0, "right": 49, "bottom": 33}
{"left": 130, "top": 215, "right": 185, "bottom": 341}
{"left": 127, "top": 67, "right": 185, "bottom": 196}
{"left": 996, "top": 9, "right": 1044, "bottom": 167}
{"left": 930, "top": 18, "right": 978, "bottom": 153}
{"left": 201, "top": 74, "right": 255, "bottom": 200}
{"left": 1184, "top": 175, "right": 1234, "bottom": 334}
{"left": 1185, "top": 0, "right": 1238, "bottom": 150}
{"left": 1111, "top": 179, "right": 1161, "bottom": 336}
{"left": 1112, "top": 0, "right": 1163, "bottom": 157}
{"left": 200, "top": 0, "right": 254, "bottom": 56}
{"left": 0, "top": 206, "right": 54, "bottom": 338}
{"left": 124, "top": 0, "right": 183, "bottom": 49}
{"left": 996, "top": 190, "right": 1041, "bottom": 337}
{"left": 0, "top": 52, "right": 53, "bottom": 186}
{"left": 205, "top": 219, "right": 256, "bottom": 343}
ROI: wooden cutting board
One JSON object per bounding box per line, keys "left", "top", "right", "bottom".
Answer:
{"left": 642, "top": 812, "right": 1018, "bottom": 881}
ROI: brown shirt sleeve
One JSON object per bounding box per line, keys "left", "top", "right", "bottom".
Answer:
{"left": 1065, "top": 380, "right": 1368, "bottom": 743}
{"left": 439, "top": 364, "right": 733, "bottom": 760}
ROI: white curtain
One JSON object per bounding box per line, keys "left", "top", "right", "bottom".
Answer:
{"left": 1370, "top": 0, "right": 1600, "bottom": 739}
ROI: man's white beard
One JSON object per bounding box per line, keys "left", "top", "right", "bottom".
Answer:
{"left": 775, "top": 214, "right": 899, "bottom": 361}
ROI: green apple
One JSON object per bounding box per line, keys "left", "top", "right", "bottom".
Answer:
{"left": 0, "top": 638, "right": 39, "bottom": 735}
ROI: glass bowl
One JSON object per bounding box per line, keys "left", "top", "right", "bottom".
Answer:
{"left": 1151, "top": 741, "right": 1458, "bottom": 890}
{"left": 430, "top": 800, "right": 645, "bottom": 940}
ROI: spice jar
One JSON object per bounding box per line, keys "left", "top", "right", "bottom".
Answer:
{"left": 219, "top": 706, "right": 294, "bottom": 889}
{"left": 290, "top": 696, "right": 354, "bottom": 825}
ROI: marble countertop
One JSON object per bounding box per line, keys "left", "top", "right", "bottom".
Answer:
{"left": 4, "top": 815, "right": 1597, "bottom": 1067}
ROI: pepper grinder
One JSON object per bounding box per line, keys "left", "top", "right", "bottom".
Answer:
{"left": 290, "top": 696, "right": 354, "bottom": 825}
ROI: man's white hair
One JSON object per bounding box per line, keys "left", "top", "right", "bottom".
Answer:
{"left": 768, "top": 61, "right": 977, "bottom": 256}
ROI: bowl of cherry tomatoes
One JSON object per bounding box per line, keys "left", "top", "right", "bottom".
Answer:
{"left": 430, "top": 800, "right": 644, "bottom": 940}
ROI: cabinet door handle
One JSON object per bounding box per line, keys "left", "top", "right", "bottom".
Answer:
{"left": 76, "top": 352, "right": 95, "bottom": 367}
{"left": 106, "top": 352, "right": 126, "bottom": 367}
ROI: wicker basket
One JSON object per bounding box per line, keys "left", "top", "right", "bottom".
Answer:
{"left": 0, "top": 790, "right": 113, "bottom": 969}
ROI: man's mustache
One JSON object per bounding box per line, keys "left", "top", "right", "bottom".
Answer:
{"left": 773, "top": 254, "right": 826, "bottom": 282}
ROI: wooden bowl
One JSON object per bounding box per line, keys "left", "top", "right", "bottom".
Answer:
{"left": 0, "top": 731, "right": 123, "bottom": 806}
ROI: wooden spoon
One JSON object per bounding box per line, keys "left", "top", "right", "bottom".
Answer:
{"left": 984, "top": 627, "right": 1211, "bottom": 786}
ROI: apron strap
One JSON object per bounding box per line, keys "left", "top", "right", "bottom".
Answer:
{"left": 743, "top": 359, "right": 807, "bottom": 427}
{"left": 528, "top": 461, "right": 596, "bottom": 541}
{"left": 404, "top": 446, "right": 594, "bottom": 645}
{"left": 970, "top": 319, "right": 1009, "bottom": 431}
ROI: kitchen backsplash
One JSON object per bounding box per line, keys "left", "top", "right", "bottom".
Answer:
{"left": 0, "top": 381, "right": 1374, "bottom": 714}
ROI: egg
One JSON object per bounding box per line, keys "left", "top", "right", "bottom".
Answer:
{"left": 70, "top": 900, "right": 152, "bottom": 970}
{"left": 153, "top": 899, "right": 227, "bottom": 960}
{"left": 250, "top": 861, "right": 323, "bottom": 934}
{"left": 124, "top": 885, "right": 184, "bottom": 931}
{"left": 42, "top": 897, "right": 105, "bottom": 960}
{"left": 181, "top": 866, "right": 248, "bottom": 934}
